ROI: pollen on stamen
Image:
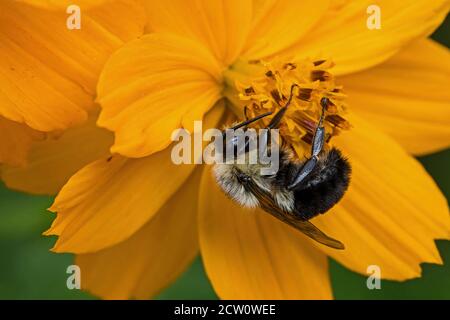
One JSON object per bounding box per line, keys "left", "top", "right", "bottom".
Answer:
{"left": 233, "top": 58, "right": 351, "bottom": 159}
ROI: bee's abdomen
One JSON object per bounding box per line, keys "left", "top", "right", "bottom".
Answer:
{"left": 290, "top": 148, "right": 351, "bottom": 221}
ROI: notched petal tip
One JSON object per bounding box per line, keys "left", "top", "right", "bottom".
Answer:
{"left": 312, "top": 113, "right": 450, "bottom": 281}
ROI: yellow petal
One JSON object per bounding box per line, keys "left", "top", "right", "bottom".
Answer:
{"left": 199, "top": 167, "right": 332, "bottom": 299}
{"left": 242, "top": 0, "right": 329, "bottom": 59}
{"left": 340, "top": 39, "right": 450, "bottom": 155}
{"left": 0, "top": 116, "right": 44, "bottom": 166}
{"left": 0, "top": 0, "right": 145, "bottom": 131}
{"left": 97, "top": 33, "right": 223, "bottom": 158}
{"left": 76, "top": 169, "right": 201, "bottom": 299}
{"left": 16, "top": 0, "right": 107, "bottom": 10}
{"left": 290, "top": 0, "right": 450, "bottom": 75}
{"left": 144, "top": 0, "right": 252, "bottom": 66}
{"left": 47, "top": 104, "right": 225, "bottom": 253}
{"left": 1, "top": 113, "right": 113, "bottom": 195}
{"left": 312, "top": 114, "right": 450, "bottom": 280}
{"left": 47, "top": 152, "right": 194, "bottom": 254}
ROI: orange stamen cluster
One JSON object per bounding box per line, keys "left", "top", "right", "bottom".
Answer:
{"left": 235, "top": 58, "right": 351, "bottom": 158}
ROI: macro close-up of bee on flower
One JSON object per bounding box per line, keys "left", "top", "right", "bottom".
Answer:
{"left": 0, "top": 0, "right": 449, "bottom": 304}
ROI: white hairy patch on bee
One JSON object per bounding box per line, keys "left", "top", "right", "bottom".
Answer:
{"left": 273, "top": 188, "right": 295, "bottom": 212}
{"left": 213, "top": 163, "right": 260, "bottom": 208}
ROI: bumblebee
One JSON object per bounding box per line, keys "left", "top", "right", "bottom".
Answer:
{"left": 213, "top": 86, "right": 351, "bottom": 249}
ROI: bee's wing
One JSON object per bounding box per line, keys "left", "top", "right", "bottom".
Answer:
{"left": 244, "top": 179, "right": 345, "bottom": 250}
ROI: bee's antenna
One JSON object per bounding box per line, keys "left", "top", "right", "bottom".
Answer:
{"left": 230, "top": 111, "right": 273, "bottom": 130}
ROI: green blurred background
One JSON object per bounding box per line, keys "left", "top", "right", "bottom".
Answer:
{"left": 0, "top": 18, "right": 449, "bottom": 300}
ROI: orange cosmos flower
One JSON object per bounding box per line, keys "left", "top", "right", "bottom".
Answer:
{"left": 1, "top": 0, "right": 450, "bottom": 299}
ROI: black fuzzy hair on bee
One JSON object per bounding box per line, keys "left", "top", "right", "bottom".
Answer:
{"left": 275, "top": 147, "right": 351, "bottom": 221}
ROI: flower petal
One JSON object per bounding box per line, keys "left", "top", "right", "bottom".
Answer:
{"left": 290, "top": 0, "right": 450, "bottom": 75}
{"left": 0, "top": 116, "right": 44, "bottom": 166}
{"left": 144, "top": 0, "right": 253, "bottom": 65}
{"left": 1, "top": 113, "right": 113, "bottom": 195}
{"left": 76, "top": 169, "right": 201, "bottom": 299}
{"left": 0, "top": 0, "right": 145, "bottom": 131}
{"left": 340, "top": 39, "right": 450, "bottom": 155}
{"left": 47, "top": 152, "right": 193, "bottom": 254}
{"left": 47, "top": 104, "right": 225, "bottom": 253}
{"left": 242, "top": 0, "right": 329, "bottom": 59}
{"left": 199, "top": 167, "right": 332, "bottom": 299}
{"left": 97, "top": 33, "right": 223, "bottom": 158}
{"left": 312, "top": 114, "right": 450, "bottom": 280}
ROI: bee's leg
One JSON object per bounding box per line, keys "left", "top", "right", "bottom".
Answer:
{"left": 260, "top": 84, "right": 299, "bottom": 156}
{"left": 268, "top": 84, "right": 299, "bottom": 129}
{"left": 267, "top": 107, "right": 288, "bottom": 130}
{"left": 259, "top": 113, "right": 285, "bottom": 157}
{"left": 311, "top": 97, "right": 327, "bottom": 157}
{"left": 287, "top": 97, "right": 328, "bottom": 190}
{"left": 241, "top": 106, "right": 251, "bottom": 130}
{"left": 244, "top": 106, "right": 249, "bottom": 121}
{"left": 237, "top": 84, "right": 298, "bottom": 133}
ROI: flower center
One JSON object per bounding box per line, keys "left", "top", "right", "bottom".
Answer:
{"left": 223, "top": 58, "right": 351, "bottom": 158}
